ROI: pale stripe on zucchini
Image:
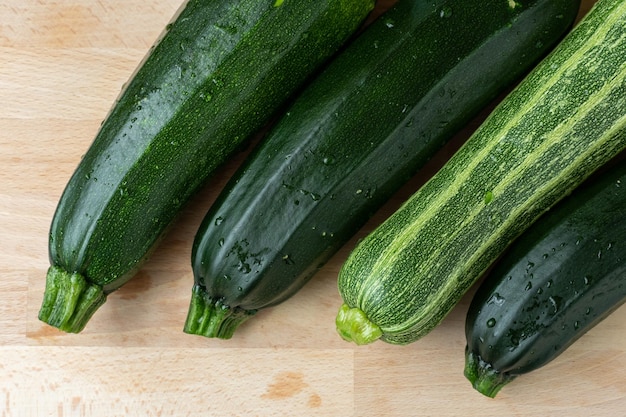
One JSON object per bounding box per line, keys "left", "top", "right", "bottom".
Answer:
{"left": 336, "top": 0, "right": 626, "bottom": 345}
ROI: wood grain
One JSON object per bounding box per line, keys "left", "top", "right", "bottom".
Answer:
{"left": 1, "top": 0, "right": 624, "bottom": 416}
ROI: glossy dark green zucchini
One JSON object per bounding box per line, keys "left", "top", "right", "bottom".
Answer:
{"left": 185, "top": 0, "right": 582, "bottom": 339}
{"left": 464, "top": 157, "right": 626, "bottom": 398}
{"left": 38, "top": 0, "right": 374, "bottom": 333}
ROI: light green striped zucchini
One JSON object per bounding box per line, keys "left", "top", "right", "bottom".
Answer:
{"left": 336, "top": 0, "right": 626, "bottom": 345}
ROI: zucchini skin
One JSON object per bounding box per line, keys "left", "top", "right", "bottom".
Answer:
{"left": 464, "top": 158, "right": 626, "bottom": 398}
{"left": 186, "top": 0, "right": 582, "bottom": 338}
{"left": 39, "top": 0, "right": 375, "bottom": 333}
{"left": 336, "top": 0, "right": 626, "bottom": 345}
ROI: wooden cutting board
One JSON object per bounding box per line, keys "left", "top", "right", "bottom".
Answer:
{"left": 2, "top": 0, "right": 624, "bottom": 415}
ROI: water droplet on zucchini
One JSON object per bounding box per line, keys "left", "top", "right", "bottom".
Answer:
{"left": 439, "top": 5, "right": 453, "bottom": 18}
{"left": 282, "top": 254, "right": 295, "bottom": 265}
{"left": 488, "top": 292, "right": 506, "bottom": 306}
{"left": 548, "top": 295, "right": 563, "bottom": 314}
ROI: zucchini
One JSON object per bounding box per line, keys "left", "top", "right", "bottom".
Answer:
{"left": 185, "top": 0, "right": 582, "bottom": 339}
{"left": 38, "top": 0, "right": 374, "bottom": 333}
{"left": 464, "top": 157, "right": 626, "bottom": 398}
{"left": 336, "top": 0, "right": 626, "bottom": 346}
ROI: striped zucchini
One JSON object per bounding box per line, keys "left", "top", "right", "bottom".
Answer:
{"left": 336, "top": 0, "right": 626, "bottom": 345}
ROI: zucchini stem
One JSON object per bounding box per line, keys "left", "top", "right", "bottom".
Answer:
{"left": 38, "top": 266, "right": 107, "bottom": 333}
{"left": 183, "top": 285, "right": 255, "bottom": 339}
{"left": 464, "top": 348, "right": 516, "bottom": 398}
{"left": 335, "top": 303, "right": 382, "bottom": 345}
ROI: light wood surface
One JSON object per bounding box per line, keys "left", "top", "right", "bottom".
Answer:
{"left": 2, "top": 0, "right": 624, "bottom": 416}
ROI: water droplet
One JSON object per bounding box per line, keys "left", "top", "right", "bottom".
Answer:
{"left": 549, "top": 295, "right": 563, "bottom": 314}
{"left": 525, "top": 281, "right": 533, "bottom": 291}
{"left": 488, "top": 292, "right": 505, "bottom": 306}
{"left": 237, "top": 286, "right": 243, "bottom": 292}
{"left": 384, "top": 18, "right": 395, "bottom": 28}
{"left": 282, "top": 254, "right": 295, "bottom": 265}
{"left": 323, "top": 156, "right": 334, "bottom": 165}
{"left": 486, "top": 318, "right": 496, "bottom": 328}
{"left": 439, "top": 5, "right": 453, "bottom": 18}
{"left": 237, "top": 261, "right": 251, "bottom": 274}
{"left": 218, "top": 238, "right": 225, "bottom": 247}
{"left": 214, "top": 217, "right": 224, "bottom": 226}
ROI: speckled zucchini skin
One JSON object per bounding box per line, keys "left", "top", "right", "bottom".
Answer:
{"left": 336, "top": 0, "right": 626, "bottom": 345}
{"left": 40, "top": 0, "right": 374, "bottom": 333}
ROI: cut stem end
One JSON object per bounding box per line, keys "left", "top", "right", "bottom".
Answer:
{"left": 464, "top": 347, "right": 515, "bottom": 398}
{"left": 183, "top": 285, "right": 255, "bottom": 339}
{"left": 335, "top": 303, "right": 382, "bottom": 345}
{"left": 38, "top": 265, "right": 107, "bottom": 333}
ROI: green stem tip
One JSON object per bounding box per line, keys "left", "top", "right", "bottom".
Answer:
{"left": 183, "top": 285, "right": 256, "bottom": 339}
{"left": 335, "top": 303, "right": 382, "bottom": 345}
{"left": 464, "top": 347, "right": 516, "bottom": 398}
{"left": 38, "top": 265, "right": 107, "bottom": 333}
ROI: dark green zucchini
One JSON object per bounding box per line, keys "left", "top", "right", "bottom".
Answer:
{"left": 185, "top": 0, "right": 582, "bottom": 339}
{"left": 335, "top": 0, "right": 626, "bottom": 346}
{"left": 38, "top": 0, "right": 374, "bottom": 333}
{"left": 464, "top": 157, "right": 626, "bottom": 398}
